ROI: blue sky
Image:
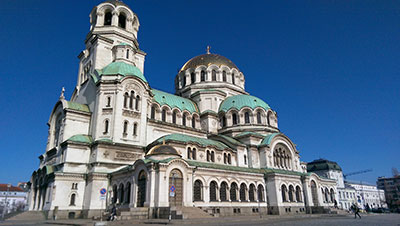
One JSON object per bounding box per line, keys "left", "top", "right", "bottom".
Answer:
{"left": 0, "top": 0, "right": 399, "bottom": 185}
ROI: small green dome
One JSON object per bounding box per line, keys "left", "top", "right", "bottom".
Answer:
{"left": 100, "top": 61, "right": 147, "bottom": 83}
{"left": 218, "top": 95, "right": 270, "bottom": 112}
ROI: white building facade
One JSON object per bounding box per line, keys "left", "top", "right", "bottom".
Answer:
{"left": 0, "top": 184, "right": 27, "bottom": 214}
{"left": 346, "top": 181, "right": 387, "bottom": 210}
{"left": 28, "top": 0, "right": 337, "bottom": 219}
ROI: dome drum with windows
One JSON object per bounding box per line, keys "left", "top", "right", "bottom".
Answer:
{"left": 176, "top": 47, "right": 245, "bottom": 92}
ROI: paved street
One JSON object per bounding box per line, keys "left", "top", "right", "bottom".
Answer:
{"left": 1, "top": 214, "right": 400, "bottom": 226}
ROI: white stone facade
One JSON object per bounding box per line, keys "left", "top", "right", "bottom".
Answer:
{"left": 28, "top": 0, "right": 337, "bottom": 219}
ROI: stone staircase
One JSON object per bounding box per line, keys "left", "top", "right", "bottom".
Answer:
{"left": 179, "top": 207, "right": 215, "bottom": 219}
{"left": 6, "top": 211, "right": 46, "bottom": 221}
{"left": 118, "top": 207, "right": 149, "bottom": 220}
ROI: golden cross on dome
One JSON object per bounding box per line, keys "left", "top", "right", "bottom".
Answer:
{"left": 206, "top": 46, "right": 211, "bottom": 54}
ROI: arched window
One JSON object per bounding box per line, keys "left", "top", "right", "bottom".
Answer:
{"left": 182, "top": 75, "right": 186, "bottom": 87}
{"left": 151, "top": 106, "right": 156, "bottom": 119}
{"left": 135, "top": 95, "right": 140, "bottom": 111}
{"left": 289, "top": 185, "right": 294, "bottom": 202}
{"left": 193, "top": 180, "right": 202, "bottom": 201}
{"left": 187, "top": 147, "right": 191, "bottom": 159}
{"left": 245, "top": 112, "right": 250, "bottom": 124}
{"left": 192, "top": 148, "right": 197, "bottom": 160}
{"left": 172, "top": 111, "right": 177, "bottom": 124}
{"left": 296, "top": 186, "right": 302, "bottom": 202}
{"left": 240, "top": 183, "right": 247, "bottom": 201}
{"left": 118, "top": 13, "right": 126, "bottom": 28}
{"left": 126, "top": 49, "right": 129, "bottom": 59}
{"left": 133, "top": 123, "right": 138, "bottom": 136}
{"left": 191, "top": 72, "right": 196, "bottom": 84}
{"left": 211, "top": 151, "right": 215, "bottom": 162}
{"left": 192, "top": 116, "right": 196, "bottom": 128}
{"left": 330, "top": 188, "right": 335, "bottom": 204}
{"left": 182, "top": 113, "right": 187, "bottom": 126}
{"left": 244, "top": 155, "right": 247, "bottom": 165}
{"left": 200, "top": 70, "right": 206, "bottom": 81}
{"left": 232, "top": 113, "right": 238, "bottom": 125}
{"left": 126, "top": 182, "right": 131, "bottom": 204}
{"left": 257, "top": 111, "right": 262, "bottom": 124}
{"left": 123, "top": 92, "right": 129, "bottom": 108}
{"left": 69, "top": 194, "right": 76, "bottom": 206}
{"left": 212, "top": 70, "right": 216, "bottom": 81}
{"left": 222, "top": 71, "right": 227, "bottom": 82}
{"left": 249, "top": 184, "right": 255, "bottom": 201}
{"left": 230, "top": 183, "right": 238, "bottom": 201}
{"left": 231, "top": 73, "right": 235, "bottom": 84}
{"left": 118, "top": 184, "right": 124, "bottom": 204}
{"left": 162, "top": 109, "right": 166, "bottom": 122}
{"left": 137, "top": 171, "right": 147, "bottom": 207}
{"left": 129, "top": 91, "right": 135, "bottom": 109}
{"left": 104, "top": 119, "right": 109, "bottom": 134}
{"left": 206, "top": 150, "right": 210, "bottom": 162}
{"left": 210, "top": 181, "right": 217, "bottom": 201}
{"left": 104, "top": 11, "right": 112, "bottom": 26}
{"left": 223, "top": 153, "right": 227, "bottom": 164}
{"left": 257, "top": 184, "right": 264, "bottom": 202}
{"left": 123, "top": 121, "right": 128, "bottom": 135}
{"left": 281, "top": 185, "right": 287, "bottom": 202}
{"left": 227, "top": 153, "right": 231, "bottom": 164}
{"left": 221, "top": 116, "right": 226, "bottom": 127}
{"left": 220, "top": 182, "right": 227, "bottom": 201}
{"left": 112, "top": 185, "right": 118, "bottom": 204}
{"left": 106, "top": 96, "right": 111, "bottom": 107}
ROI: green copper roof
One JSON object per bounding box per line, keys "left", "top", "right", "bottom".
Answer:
{"left": 235, "top": 132, "right": 265, "bottom": 139}
{"left": 66, "top": 134, "right": 93, "bottom": 144}
{"left": 66, "top": 101, "right": 90, "bottom": 113}
{"left": 99, "top": 61, "right": 147, "bottom": 83}
{"left": 150, "top": 134, "right": 229, "bottom": 151}
{"left": 210, "top": 134, "right": 244, "bottom": 147}
{"left": 151, "top": 89, "right": 199, "bottom": 113}
{"left": 259, "top": 133, "right": 281, "bottom": 146}
{"left": 117, "top": 42, "right": 133, "bottom": 47}
{"left": 218, "top": 95, "right": 270, "bottom": 112}
{"left": 307, "top": 159, "right": 342, "bottom": 172}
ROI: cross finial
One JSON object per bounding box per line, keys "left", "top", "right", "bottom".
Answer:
{"left": 206, "top": 46, "right": 211, "bottom": 54}
{"left": 59, "top": 87, "right": 65, "bottom": 99}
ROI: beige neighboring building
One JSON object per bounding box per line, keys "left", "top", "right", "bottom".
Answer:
{"left": 28, "top": 0, "right": 336, "bottom": 220}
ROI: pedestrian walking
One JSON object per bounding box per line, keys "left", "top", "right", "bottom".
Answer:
{"left": 352, "top": 204, "right": 361, "bottom": 219}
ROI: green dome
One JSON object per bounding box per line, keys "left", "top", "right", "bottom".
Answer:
{"left": 218, "top": 95, "right": 270, "bottom": 112}
{"left": 100, "top": 61, "right": 147, "bottom": 83}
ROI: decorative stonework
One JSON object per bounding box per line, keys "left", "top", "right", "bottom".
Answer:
{"left": 114, "top": 151, "right": 141, "bottom": 161}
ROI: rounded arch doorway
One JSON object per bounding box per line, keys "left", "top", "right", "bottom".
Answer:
{"left": 169, "top": 169, "right": 183, "bottom": 206}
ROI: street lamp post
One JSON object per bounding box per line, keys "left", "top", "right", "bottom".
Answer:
{"left": 1, "top": 184, "right": 11, "bottom": 221}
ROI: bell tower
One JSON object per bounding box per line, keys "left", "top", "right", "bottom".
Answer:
{"left": 75, "top": 0, "right": 146, "bottom": 95}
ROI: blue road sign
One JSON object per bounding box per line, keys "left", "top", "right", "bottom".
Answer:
{"left": 170, "top": 185, "right": 175, "bottom": 192}
{"left": 100, "top": 188, "right": 107, "bottom": 195}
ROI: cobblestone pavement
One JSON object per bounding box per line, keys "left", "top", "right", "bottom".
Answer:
{"left": 1, "top": 213, "right": 399, "bottom": 226}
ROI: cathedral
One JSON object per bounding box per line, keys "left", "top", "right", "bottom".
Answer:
{"left": 28, "top": 1, "right": 337, "bottom": 219}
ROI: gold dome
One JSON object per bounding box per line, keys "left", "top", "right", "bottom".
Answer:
{"left": 180, "top": 53, "right": 239, "bottom": 72}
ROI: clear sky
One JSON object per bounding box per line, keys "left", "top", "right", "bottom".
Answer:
{"left": 0, "top": 0, "right": 399, "bottom": 185}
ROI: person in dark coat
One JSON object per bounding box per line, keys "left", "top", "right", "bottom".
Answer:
{"left": 352, "top": 204, "right": 361, "bottom": 219}
{"left": 108, "top": 205, "right": 117, "bottom": 221}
